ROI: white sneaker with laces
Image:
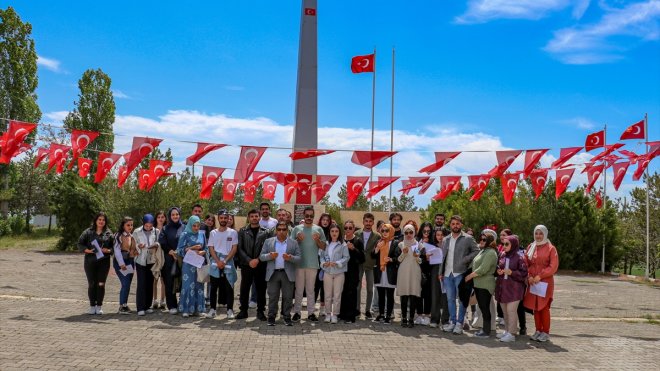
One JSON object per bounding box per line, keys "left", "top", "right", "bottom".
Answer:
{"left": 227, "top": 309, "right": 235, "bottom": 319}
{"left": 442, "top": 323, "right": 454, "bottom": 332}
{"left": 88, "top": 306, "right": 96, "bottom": 315}
{"left": 453, "top": 322, "right": 463, "bottom": 335}
{"left": 331, "top": 315, "right": 338, "bottom": 324}
{"left": 95, "top": 306, "right": 104, "bottom": 315}
{"left": 414, "top": 316, "right": 422, "bottom": 325}
{"left": 207, "top": 309, "right": 216, "bottom": 318}
{"left": 496, "top": 331, "right": 509, "bottom": 339}
{"left": 530, "top": 331, "right": 541, "bottom": 341}
{"left": 429, "top": 322, "right": 438, "bottom": 328}
{"left": 324, "top": 315, "right": 331, "bottom": 323}
{"left": 537, "top": 332, "right": 549, "bottom": 342}
{"left": 500, "top": 333, "right": 516, "bottom": 343}
{"left": 137, "top": 311, "right": 146, "bottom": 316}
{"left": 470, "top": 313, "right": 479, "bottom": 327}
{"left": 423, "top": 317, "right": 431, "bottom": 326}
{"left": 169, "top": 308, "right": 178, "bottom": 315}
{"left": 146, "top": 309, "right": 154, "bottom": 314}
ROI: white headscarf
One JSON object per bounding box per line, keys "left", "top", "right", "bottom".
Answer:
{"left": 527, "top": 225, "right": 549, "bottom": 259}
{"left": 403, "top": 224, "right": 417, "bottom": 249}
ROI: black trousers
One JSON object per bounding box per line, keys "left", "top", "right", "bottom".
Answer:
{"left": 430, "top": 265, "right": 450, "bottom": 324}
{"left": 314, "top": 268, "right": 324, "bottom": 304}
{"left": 377, "top": 287, "right": 395, "bottom": 317}
{"left": 161, "top": 254, "right": 178, "bottom": 310}
{"left": 210, "top": 275, "right": 234, "bottom": 311}
{"left": 416, "top": 278, "right": 431, "bottom": 315}
{"left": 84, "top": 257, "right": 110, "bottom": 307}
{"left": 474, "top": 287, "right": 493, "bottom": 334}
{"left": 136, "top": 263, "right": 154, "bottom": 312}
{"left": 239, "top": 264, "right": 266, "bottom": 313}
{"left": 401, "top": 295, "right": 418, "bottom": 320}
{"left": 497, "top": 301, "right": 504, "bottom": 318}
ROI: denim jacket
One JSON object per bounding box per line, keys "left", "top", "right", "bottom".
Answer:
{"left": 319, "top": 241, "right": 350, "bottom": 275}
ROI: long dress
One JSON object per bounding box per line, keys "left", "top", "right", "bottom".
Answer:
{"left": 177, "top": 231, "right": 207, "bottom": 314}
{"left": 338, "top": 236, "right": 365, "bottom": 320}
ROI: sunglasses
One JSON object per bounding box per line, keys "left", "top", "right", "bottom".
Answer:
{"left": 381, "top": 228, "right": 390, "bottom": 232}
{"left": 480, "top": 237, "right": 487, "bottom": 241}
{"left": 503, "top": 242, "right": 511, "bottom": 246}
{"left": 423, "top": 230, "right": 430, "bottom": 233}
{"left": 276, "top": 228, "right": 288, "bottom": 232}
{"left": 404, "top": 231, "right": 414, "bottom": 235}
{"left": 344, "top": 226, "right": 354, "bottom": 230}
{"left": 304, "top": 214, "right": 314, "bottom": 218}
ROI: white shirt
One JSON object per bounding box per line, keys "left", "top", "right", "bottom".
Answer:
{"left": 274, "top": 239, "right": 287, "bottom": 269}
{"left": 208, "top": 228, "right": 238, "bottom": 256}
{"left": 259, "top": 217, "right": 278, "bottom": 229}
{"left": 363, "top": 231, "right": 371, "bottom": 243}
{"left": 327, "top": 241, "right": 339, "bottom": 258}
{"left": 444, "top": 234, "right": 459, "bottom": 277}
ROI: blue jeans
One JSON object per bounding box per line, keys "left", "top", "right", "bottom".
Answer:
{"left": 443, "top": 273, "right": 465, "bottom": 324}
{"left": 113, "top": 258, "right": 134, "bottom": 306}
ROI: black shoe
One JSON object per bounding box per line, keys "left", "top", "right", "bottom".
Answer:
{"left": 401, "top": 319, "right": 408, "bottom": 327}
{"left": 267, "top": 316, "right": 275, "bottom": 326}
{"left": 257, "top": 311, "right": 267, "bottom": 321}
{"left": 374, "top": 314, "right": 384, "bottom": 322}
{"left": 383, "top": 317, "right": 391, "bottom": 324}
{"left": 308, "top": 313, "right": 319, "bottom": 322}
{"left": 365, "top": 311, "right": 373, "bottom": 319}
{"left": 284, "top": 318, "right": 293, "bottom": 326}
{"left": 235, "top": 311, "right": 248, "bottom": 320}
{"left": 474, "top": 330, "right": 490, "bottom": 338}
{"left": 119, "top": 306, "right": 131, "bottom": 315}
{"left": 344, "top": 319, "right": 356, "bottom": 324}
{"left": 519, "top": 327, "right": 527, "bottom": 336}
{"left": 292, "top": 313, "right": 301, "bottom": 322}
{"left": 407, "top": 320, "right": 414, "bottom": 328}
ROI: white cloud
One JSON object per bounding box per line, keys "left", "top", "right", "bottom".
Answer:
{"left": 455, "top": 0, "right": 586, "bottom": 24}
{"left": 112, "top": 90, "right": 131, "bottom": 99}
{"left": 562, "top": 116, "right": 598, "bottom": 130}
{"left": 544, "top": 0, "right": 660, "bottom": 64}
{"left": 44, "top": 111, "right": 69, "bottom": 122}
{"left": 37, "top": 55, "right": 62, "bottom": 73}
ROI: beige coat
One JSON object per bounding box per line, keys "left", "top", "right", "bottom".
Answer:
{"left": 396, "top": 241, "right": 422, "bottom": 296}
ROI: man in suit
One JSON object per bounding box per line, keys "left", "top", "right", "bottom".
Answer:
{"left": 236, "top": 209, "right": 270, "bottom": 321}
{"left": 438, "top": 215, "right": 479, "bottom": 335}
{"left": 260, "top": 221, "right": 301, "bottom": 326}
{"left": 355, "top": 212, "right": 380, "bottom": 319}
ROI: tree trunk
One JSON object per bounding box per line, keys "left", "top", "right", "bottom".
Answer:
{"left": 48, "top": 214, "right": 52, "bottom": 234}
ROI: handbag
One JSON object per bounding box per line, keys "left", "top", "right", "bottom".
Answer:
{"left": 197, "top": 254, "right": 211, "bottom": 283}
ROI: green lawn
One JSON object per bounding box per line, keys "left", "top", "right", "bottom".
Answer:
{"left": 613, "top": 266, "right": 660, "bottom": 278}
{"left": 0, "top": 228, "right": 60, "bottom": 250}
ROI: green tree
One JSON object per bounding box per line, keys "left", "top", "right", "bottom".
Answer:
{"left": 0, "top": 6, "right": 42, "bottom": 216}
{"left": 336, "top": 184, "right": 369, "bottom": 210}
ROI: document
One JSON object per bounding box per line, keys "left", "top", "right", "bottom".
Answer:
{"left": 530, "top": 281, "right": 548, "bottom": 298}
{"left": 183, "top": 250, "right": 205, "bottom": 268}
{"left": 119, "top": 264, "right": 134, "bottom": 276}
{"left": 424, "top": 243, "right": 444, "bottom": 265}
{"left": 91, "top": 240, "right": 104, "bottom": 260}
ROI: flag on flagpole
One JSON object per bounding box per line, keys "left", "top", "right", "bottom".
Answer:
{"left": 351, "top": 54, "right": 375, "bottom": 73}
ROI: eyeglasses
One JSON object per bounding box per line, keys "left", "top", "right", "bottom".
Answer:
{"left": 276, "top": 228, "right": 288, "bottom": 232}
{"left": 423, "top": 230, "right": 431, "bottom": 233}
{"left": 381, "top": 228, "right": 390, "bottom": 232}
{"left": 404, "top": 231, "right": 414, "bottom": 235}
{"left": 344, "top": 226, "right": 354, "bottom": 230}
{"left": 480, "top": 237, "right": 487, "bottom": 241}
{"left": 304, "top": 214, "right": 314, "bottom": 218}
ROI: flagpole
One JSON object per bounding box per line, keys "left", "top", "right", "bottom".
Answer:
{"left": 601, "top": 124, "right": 607, "bottom": 274}
{"left": 369, "top": 47, "right": 376, "bottom": 212}
{"left": 388, "top": 47, "right": 395, "bottom": 213}
{"left": 644, "top": 113, "right": 650, "bottom": 280}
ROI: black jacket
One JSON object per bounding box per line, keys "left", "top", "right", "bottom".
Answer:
{"left": 158, "top": 222, "right": 185, "bottom": 255}
{"left": 78, "top": 228, "right": 114, "bottom": 262}
{"left": 372, "top": 240, "right": 401, "bottom": 286}
{"left": 237, "top": 225, "right": 269, "bottom": 267}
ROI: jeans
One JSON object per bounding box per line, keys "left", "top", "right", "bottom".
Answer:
{"left": 135, "top": 263, "right": 154, "bottom": 312}
{"left": 83, "top": 256, "right": 110, "bottom": 307}
{"left": 443, "top": 273, "right": 465, "bottom": 324}
{"left": 113, "top": 257, "right": 134, "bottom": 306}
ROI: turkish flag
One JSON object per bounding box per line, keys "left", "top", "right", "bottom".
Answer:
{"left": 304, "top": 7, "right": 316, "bottom": 16}
{"left": 243, "top": 182, "right": 258, "bottom": 203}
{"left": 290, "top": 149, "right": 335, "bottom": 161}
{"left": 366, "top": 176, "right": 399, "bottom": 199}
{"left": 94, "top": 152, "right": 122, "bottom": 183}
{"left": 632, "top": 155, "right": 652, "bottom": 181}
{"left": 283, "top": 182, "right": 298, "bottom": 204}
{"left": 529, "top": 168, "right": 549, "bottom": 200}
{"left": 555, "top": 168, "right": 575, "bottom": 199}
{"left": 468, "top": 175, "right": 491, "bottom": 201}
{"left": 78, "top": 158, "right": 93, "bottom": 178}
{"left": 620, "top": 119, "right": 645, "bottom": 140}
{"left": 346, "top": 176, "right": 369, "bottom": 208}
{"left": 488, "top": 150, "right": 522, "bottom": 178}
{"left": 117, "top": 166, "right": 130, "bottom": 188}
{"left": 185, "top": 142, "right": 227, "bottom": 165}
{"left": 69, "top": 130, "right": 99, "bottom": 169}
{"left": 351, "top": 150, "right": 396, "bottom": 169}
{"left": 500, "top": 173, "right": 520, "bottom": 205}
{"left": 222, "top": 179, "right": 239, "bottom": 202}
{"left": 551, "top": 147, "right": 583, "bottom": 169}
{"left": 618, "top": 149, "right": 640, "bottom": 164}
{"left": 585, "top": 130, "right": 605, "bottom": 151}
{"left": 399, "top": 177, "right": 431, "bottom": 193}
{"left": 581, "top": 161, "right": 595, "bottom": 174}
{"left": 649, "top": 141, "right": 660, "bottom": 160}
{"left": 47, "top": 144, "right": 70, "bottom": 174}
{"left": 15, "top": 142, "right": 31, "bottom": 156}
{"left": 432, "top": 176, "right": 462, "bottom": 201}
{"left": 123, "top": 137, "right": 163, "bottom": 174}
{"left": 262, "top": 181, "right": 277, "bottom": 200}
{"left": 270, "top": 172, "right": 297, "bottom": 186}
{"left": 419, "top": 152, "right": 461, "bottom": 174}
{"left": 591, "top": 143, "right": 624, "bottom": 162}
{"left": 294, "top": 173, "right": 314, "bottom": 204}
{"left": 595, "top": 191, "right": 603, "bottom": 208}
{"left": 523, "top": 149, "right": 548, "bottom": 178}
{"left": 146, "top": 160, "right": 172, "bottom": 190}
{"left": 138, "top": 169, "right": 152, "bottom": 191}
{"left": 418, "top": 177, "right": 435, "bottom": 195}
{"left": 351, "top": 54, "right": 375, "bottom": 73}
{"left": 611, "top": 161, "right": 630, "bottom": 191}
{"left": 311, "top": 175, "right": 339, "bottom": 202}
{"left": 249, "top": 171, "right": 273, "bottom": 184}
{"left": 0, "top": 120, "right": 37, "bottom": 164}
{"left": 33, "top": 147, "right": 49, "bottom": 168}
{"left": 200, "top": 166, "right": 224, "bottom": 199}
{"left": 601, "top": 154, "right": 622, "bottom": 169}
{"left": 586, "top": 164, "right": 604, "bottom": 193}
{"left": 399, "top": 180, "right": 411, "bottom": 195}
{"left": 234, "top": 146, "right": 267, "bottom": 183}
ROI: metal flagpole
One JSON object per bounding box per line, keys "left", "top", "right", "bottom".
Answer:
{"left": 369, "top": 48, "right": 376, "bottom": 212}
{"left": 601, "top": 124, "right": 607, "bottom": 274}
{"left": 388, "top": 47, "right": 395, "bottom": 213}
{"left": 645, "top": 113, "right": 650, "bottom": 279}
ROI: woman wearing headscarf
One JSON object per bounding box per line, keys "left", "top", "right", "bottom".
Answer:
{"left": 415, "top": 222, "right": 433, "bottom": 326}
{"left": 78, "top": 212, "right": 114, "bottom": 315}
{"left": 338, "top": 220, "right": 365, "bottom": 323}
{"left": 495, "top": 235, "right": 527, "bottom": 342}
{"left": 113, "top": 217, "right": 138, "bottom": 315}
{"left": 158, "top": 207, "right": 185, "bottom": 314}
{"left": 464, "top": 229, "right": 499, "bottom": 337}
{"left": 372, "top": 223, "right": 401, "bottom": 324}
{"left": 524, "top": 225, "right": 559, "bottom": 342}
{"left": 177, "top": 215, "right": 207, "bottom": 317}
{"left": 134, "top": 214, "right": 163, "bottom": 316}
{"left": 397, "top": 224, "right": 422, "bottom": 327}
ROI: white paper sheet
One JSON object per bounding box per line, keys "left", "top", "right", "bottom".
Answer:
{"left": 183, "top": 250, "right": 205, "bottom": 268}
{"left": 119, "top": 264, "right": 134, "bottom": 276}
{"left": 424, "top": 243, "right": 444, "bottom": 265}
{"left": 91, "top": 240, "right": 104, "bottom": 260}
{"left": 530, "top": 281, "right": 548, "bottom": 298}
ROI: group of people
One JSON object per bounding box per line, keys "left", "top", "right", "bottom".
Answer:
{"left": 78, "top": 204, "right": 559, "bottom": 342}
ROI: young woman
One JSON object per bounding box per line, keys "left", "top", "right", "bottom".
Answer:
{"left": 372, "top": 223, "right": 400, "bottom": 324}
{"left": 524, "top": 225, "right": 559, "bottom": 342}
{"left": 316, "top": 213, "right": 332, "bottom": 316}
{"left": 319, "top": 224, "right": 350, "bottom": 324}
{"left": 397, "top": 224, "right": 422, "bottom": 328}
{"left": 465, "top": 231, "right": 499, "bottom": 337}
{"left": 78, "top": 212, "right": 114, "bottom": 315}
{"left": 495, "top": 235, "right": 528, "bottom": 342}
{"left": 338, "top": 220, "right": 365, "bottom": 323}
{"left": 429, "top": 228, "right": 448, "bottom": 328}
{"left": 134, "top": 214, "right": 162, "bottom": 316}
{"left": 496, "top": 228, "right": 514, "bottom": 327}
{"left": 158, "top": 207, "right": 185, "bottom": 314}
{"left": 152, "top": 211, "right": 167, "bottom": 309}
{"left": 113, "top": 217, "right": 138, "bottom": 314}
{"left": 415, "top": 222, "right": 433, "bottom": 326}
{"left": 177, "top": 215, "right": 207, "bottom": 317}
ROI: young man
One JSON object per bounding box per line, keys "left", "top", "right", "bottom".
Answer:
{"left": 290, "top": 206, "right": 327, "bottom": 322}
{"left": 259, "top": 202, "right": 278, "bottom": 230}
{"left": 389, "top": 212, "right": 403, "bottom": 241}
{"left": 355, "top": 212, "right": 380, "bottom": 319}
{"left": 236, "top": 209, "right": 270, "bottom": 320}
{"left": 434, "top": 213, "right": 446, "bottom": 229}
{"left": 207, "top": 209, "right": 238, "bottom": 319}
{"left": 268, "top": 208, "right": 291, "bottom": 237}
{"left": 260, "top": 221, "right": 301, "bottom": 326}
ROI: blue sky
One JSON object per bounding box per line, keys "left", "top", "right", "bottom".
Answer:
{"left": 12, "top": 0, "right": 660, "bottom": 205}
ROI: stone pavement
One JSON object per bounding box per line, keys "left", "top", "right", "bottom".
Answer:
{"left": 0, "top": 248, "right": 658, "bottom": 370}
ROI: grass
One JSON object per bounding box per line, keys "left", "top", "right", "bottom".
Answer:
{"left": 571, "top": 279, "right": 602, "bottom": 284}
{"left": 613, "top": 266, "right": 660, "bottom": 278}
{"left": 0, "top": 228, "right": 59, "bottom": 250}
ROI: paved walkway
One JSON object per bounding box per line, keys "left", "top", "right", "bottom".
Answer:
{"left": 1, "top": 248, "right": 658, "bottom": 370}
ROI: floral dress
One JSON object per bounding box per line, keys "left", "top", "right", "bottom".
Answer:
{"left": 177, "top": 231, "right": 207, "bottom": 314}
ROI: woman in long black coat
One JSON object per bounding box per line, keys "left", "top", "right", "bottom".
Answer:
{"left": 338, "top": 220, "right": 365, "bottom": 323}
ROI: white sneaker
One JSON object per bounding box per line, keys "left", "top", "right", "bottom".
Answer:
{"left": 453, "top": 322, "right": 463, "bottom": 335}
{"left": 88, "top": 306, "right": 96, "bottom": 315}
{"left": 530, "top": 331, "right": 541, "bottom": 341}
{"left": 207, "top": 309, "right": 217, "bottom": 318}
{"left": 169, "top": 308, "right": 178, "bottom": 315}
{"left": 137, "top": 311, "right": 146, "bottom": 316}
{"left": 423, "top": 317, "right": 431, "bottom": 326}
{"left": 414, "top": 316, "right": 422, "bottom": 325}
{"left": 226, "top": 309, "right": 234, "bottom": 319}
{"left": 537, "top": 332, "right": 549, "bottom": 342}
{"left": 248, "top": 301, "right": 257, "bottom": 309}
{"left": 442, "top": 323, "right": 454, "bottom": 332}
{"left": 95, "top": 306, "right": 104, "bottom": 315}
{"left": 331, "top": 315, "right": 338, "bottom": 324}
{"left": 470, "top": 313, "right": 479, "bottom": 327}
{"left": 146, "top": 309, "right": 154, "bottom": 314}
{"left": 429, "top": 322, "right": 438, "bottom": 328}
{"left": 500, "top": 333, "right": 516, "bottom": 343}
{"left": 320, "top": 306, "right": 326, "bottom": 316}
{"left": 496, "top": 331, "right": 509, "bottom": 339}
{"left": 324, "top": 315, "right": 331, "bottom": 323}
{"left": 182, "top": 313, "right": 190, "bottom": 318}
